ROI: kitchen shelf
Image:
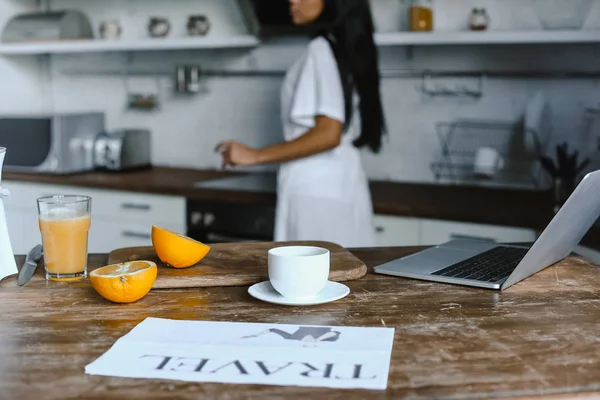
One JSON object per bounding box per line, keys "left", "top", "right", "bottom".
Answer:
{"left": 374, "top": 30, "right": 600, "bottom": 46}
{"left": 0, "top": 35, "right": 260, "bottom": 55}
{"left": 1, "top": 30, "right": 598, "bottom": 55}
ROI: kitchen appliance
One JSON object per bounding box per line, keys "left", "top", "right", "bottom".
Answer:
{"left": 0, "top": 112, "right": 104, "bottom": 174}
{"left": 0, "top": 113, "right": 151, "bottom": 174}
{"left": 2, "top": 10, "right": 93, "bottom": 43}
{"left": 0, "top": 147, "right": 17, "bottom": 282}
{"left": 94, "top": 129, "right": 151, "bottom": 171}
{"left": 188, "top": 173, "right": 277, "bottom": 243}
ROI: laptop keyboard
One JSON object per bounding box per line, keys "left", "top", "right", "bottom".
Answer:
{"left": 431, "top": 246, "right": 529, "bottom": 283}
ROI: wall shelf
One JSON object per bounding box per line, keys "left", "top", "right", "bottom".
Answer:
{"left": 0, "top": 30, "right": 598, "bottom": 55}
{"left": 0, "top": 35, "right": 260, "bottom": 55}
{"left": 375, "top": 30, "right": 600, "bottom": 46}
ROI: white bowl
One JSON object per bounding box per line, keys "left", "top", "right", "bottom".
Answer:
{"left": 535, "top": 0, "right": 594, "bottom": 30}
{"left": 268, "top": 246, "right": 330, "bottom": 300}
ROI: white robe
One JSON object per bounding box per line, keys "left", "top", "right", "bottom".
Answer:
{"left": 274, "top": 37, "right": 376, "bottom": 248}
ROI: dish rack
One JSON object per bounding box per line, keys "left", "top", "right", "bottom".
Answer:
{"left": 430, "top": 119, "right": 543, "bottom": 188}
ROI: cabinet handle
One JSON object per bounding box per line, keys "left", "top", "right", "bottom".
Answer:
{"left": 121, "top": 231, "right": 151, "bottom": 240}
{"left": 121, "top": 203, "right": 151, "bottom": 211}
{"left": 375, "top": 226, "right": 385, "bottom": 233}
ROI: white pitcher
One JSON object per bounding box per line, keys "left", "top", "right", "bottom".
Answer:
{"left": 0, "top": 147, "right": 17, "bottom": 282}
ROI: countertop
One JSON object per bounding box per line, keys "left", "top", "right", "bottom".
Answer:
{"left": 2, "top": 247, "right": 600, "bottom": 399}
{"left": 4, "top": 166, "right": 554, "bottom": 230}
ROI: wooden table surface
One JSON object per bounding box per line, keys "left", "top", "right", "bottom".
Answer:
{"left": 2, "top": 247, "right": 600, "bottom": 400}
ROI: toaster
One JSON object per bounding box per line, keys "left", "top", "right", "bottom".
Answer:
{"left": 94, "top": 129, "right": 151, "bottom": 171}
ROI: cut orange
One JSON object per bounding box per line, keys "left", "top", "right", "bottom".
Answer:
{"left": 151, "top": 225, "right": 211, "bottom": 268}
{"left": 90, "top": 261, "right": 157, "bottom": 303}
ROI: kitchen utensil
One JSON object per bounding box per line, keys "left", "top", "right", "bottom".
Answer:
{"left": 186, "top": 66, "right": 201, "bottom": 93}
{"left": 17, "top": 245, "right": 43, "bottom": 286}
{"left": 174, "top": 65, "right": 202, "bottom": 94}
{"left": 187, "top": 15, "right": 210, "bottom": 36}
{"left": 99, "top": 20, "right": 121, "bottom": 40}
{"left": 268, "top": 246, "right": 329, "bottom": 299}
{"left": 148, "top": 17, "right": 170, "bottom": 38}
{"left": 248, "top": 280, "right": 350, "bottom": 306}
{"left": 0, "top": 147, "right": 17, "bottom": 282}
{"left": 106, "top": 241, "right": 367, "bottom": 290}
{"left": 2, "top": 10, "right": 94, "bottom": 43}
{"left": 175, "top": 66, "right": 187, "bottom": 93}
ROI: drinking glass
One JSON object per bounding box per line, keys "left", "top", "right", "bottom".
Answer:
{"left": 37, "top": 195, "right": 92, "bottom": 281}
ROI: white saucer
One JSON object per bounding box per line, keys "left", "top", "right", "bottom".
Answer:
{"left": 248, "top": 281, "right": 350, "bottom": 306}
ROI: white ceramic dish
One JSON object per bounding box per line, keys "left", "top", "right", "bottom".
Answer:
{"left": 248, "top": 281, "right": 350, "bottom": 306}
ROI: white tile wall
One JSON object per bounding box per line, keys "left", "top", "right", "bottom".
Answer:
{"left": 0, "top": 0, "right": 48, "bottom": 113}
{"left": 3, "top": 0, "right": 600, "bottom": 183}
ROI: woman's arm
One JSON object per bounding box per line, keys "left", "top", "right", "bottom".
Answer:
{"left": 216, "top": 115, "right": 343, "bottom": 167}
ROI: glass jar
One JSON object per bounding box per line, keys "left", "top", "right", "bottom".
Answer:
{"left": 410, "top": 0, "right": 433, "bottom": 32}
{"left": 469, "top": 8, "right": 490, "bottom": 31}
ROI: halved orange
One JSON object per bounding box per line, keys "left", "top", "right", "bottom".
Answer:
{"left": 151, "top": 225, "right": 211, "bottom": 268}
{"left": 90, "top": 260, "right": 157, "bottom": 303}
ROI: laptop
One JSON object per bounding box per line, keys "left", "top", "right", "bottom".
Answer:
{"left": 374, "top": 170, "right": 600, "bottom": 290}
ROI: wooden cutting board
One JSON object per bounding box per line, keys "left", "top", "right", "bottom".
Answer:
{"left": 106, "top": 241, "right": 367, "bottom": 290}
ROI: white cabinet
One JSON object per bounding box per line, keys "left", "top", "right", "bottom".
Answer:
{"left": 3, "top": 181, "right": 186, "bottom": 255}
{"left": 420, "top": 219, "right": 537, "bottom": 245}
{"left": 373, "top": 215, "right": 421, "bottom": 247}
{"left": 3, "top": 207, "right": 39, "bottom": 256}
{"left": 374, "top": 214, "right": 538, "bottom": 248}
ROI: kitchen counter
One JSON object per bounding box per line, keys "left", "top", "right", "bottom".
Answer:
{"left": 2, "top": 247, "right": 600, "bottom": 399}
{"left": 4, "top": 166, "right": 554, "bottom": 230}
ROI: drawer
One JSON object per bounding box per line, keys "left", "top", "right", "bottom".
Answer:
{"left": 420, "top": 219, "right": 538, "bottom": 246}
{"left": 373, "top": 215, "right": 421, "bottom": 247}
{"left": 1, "top": 181, "right": 45, "bottom": 209}
{"left": 3, "top": 181, "right": 185, "bottom": 226}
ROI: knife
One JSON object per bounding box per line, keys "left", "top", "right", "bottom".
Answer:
{"left": 17, "top": 245, "right": 43, "bottom": 287}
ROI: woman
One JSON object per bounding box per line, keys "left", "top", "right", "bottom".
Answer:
{"left": 216, "top": 0, "right": 386, "bottom": 247}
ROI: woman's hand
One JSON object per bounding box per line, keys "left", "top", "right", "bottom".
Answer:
{"left": 215, "top": 141, "right": 261, "bottom": 168}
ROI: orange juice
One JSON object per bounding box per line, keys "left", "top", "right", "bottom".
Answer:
{"left": 39, "top": 214, "right": 91, "bottom": 281}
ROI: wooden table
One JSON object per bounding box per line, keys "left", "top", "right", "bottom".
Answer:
{"left": 2, "top": 247, "right": 600, "bottom": 399}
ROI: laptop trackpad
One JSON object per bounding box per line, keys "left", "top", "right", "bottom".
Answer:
{"left": 378, "top": 246, "right": 482, "bottom": 275}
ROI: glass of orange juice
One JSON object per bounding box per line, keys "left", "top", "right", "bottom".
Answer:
{"left": 37, "top": 195, "right": 92, "bottom": 281}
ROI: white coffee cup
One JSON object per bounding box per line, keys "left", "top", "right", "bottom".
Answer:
{"left": 268, "top": 246, "right": 330, "bottom": 299}
{"left": 474, "top": 147, "right": 505, "bottom": 178}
